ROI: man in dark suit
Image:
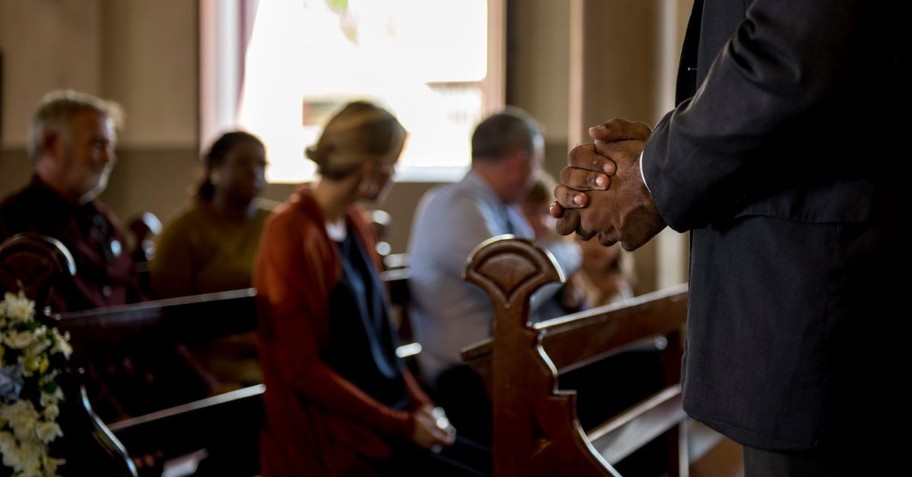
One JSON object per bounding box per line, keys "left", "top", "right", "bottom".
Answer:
{"left": 551, "top": 0, "right": 909, "bottom": 475}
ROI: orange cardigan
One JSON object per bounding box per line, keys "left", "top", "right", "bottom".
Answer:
{"left": 253, "top": 187, "right": 429, "bottom": 477}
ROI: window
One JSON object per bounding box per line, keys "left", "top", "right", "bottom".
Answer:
{"left": 230, "top": 0, "right": 503, "bottom": 183}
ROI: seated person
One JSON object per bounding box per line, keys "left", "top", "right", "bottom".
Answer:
{"left": 520, "top": 171, "right": 584, "bottom": 320}
{"left": 150, "top": 131, "right": 273, "bottom": 297}
{"left": 254, "top": 101, "right": 486, "bottom": 476}
{"left": 0, "top": 90, "right": 142, "bottom": 312}
{"left": 523, "top": 171, "right": 635, "bottom": 314}
{"left": 409, "top": 111, "right": 647, "bottom": 465}
{"left": 407, "top": 107, "right": 578, "bottom": 446}
{"left": 570, "top": 238, "right": 635, "bottom": 309}
{"left": 149, "top": 130, "right": 274, "bottom": 393}
{"left": 0, "top": 90, "right": 208, "bottom": 421}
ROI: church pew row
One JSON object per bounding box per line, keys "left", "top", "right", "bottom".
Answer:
{"left": 0, "top": 232, "right": 420, "bottom": 477}
{"left": 55, "top": 272, "right": 418, "bottom": 477}
{"left": 460, "top": 236, "right": 694, "bottom": 477}
{"left": 1, "top": 232, "right": 727, "bottom": 476}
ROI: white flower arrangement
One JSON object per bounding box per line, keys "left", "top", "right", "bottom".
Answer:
{"left": 0, "top": 290, "right": 72, "bottom": 477}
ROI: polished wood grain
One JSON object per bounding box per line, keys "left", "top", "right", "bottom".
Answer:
{"left": 462, "top": 236, "right": 691, "bottom": 477}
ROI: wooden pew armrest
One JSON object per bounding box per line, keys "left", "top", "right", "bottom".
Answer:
{"left": 462, "top": 237, "right": 690, "bottom": 476}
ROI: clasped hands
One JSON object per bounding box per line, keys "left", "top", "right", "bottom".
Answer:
{"left": 549, "top": 118, "right": 666, "bottom": 250}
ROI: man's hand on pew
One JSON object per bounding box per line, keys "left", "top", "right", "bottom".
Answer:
{"left": 410, "top": 404, "right": 456, "bottom": 453}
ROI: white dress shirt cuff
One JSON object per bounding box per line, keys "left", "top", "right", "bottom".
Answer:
{"left": 638, "top": 150, "right": 651, "bottom": 193}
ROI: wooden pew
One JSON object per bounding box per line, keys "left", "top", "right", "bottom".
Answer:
{"left": 53, "top": 288, "right": 258, "bottom": 361}
{"left": 0, "top": 233, "right": 260, "bottom": 475}
{"left": 53, "top": 260, "right": 419, "bottom": 477}
{"left": 51, "top": 289, "right": 263, "bottom": 477}
{"left": 106, "top": 384, "right": 264, "bottom": 477}
{"left": 460, "top": 236, "right": 691, "bottom": 477}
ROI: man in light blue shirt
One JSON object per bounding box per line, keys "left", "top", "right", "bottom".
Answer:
{"left": 407, "top": 107, "right": 579, "bottom": 445}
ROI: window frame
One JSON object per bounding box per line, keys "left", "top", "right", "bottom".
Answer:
{"left": 200, "top": 0, "right": 505, "bottom": 183}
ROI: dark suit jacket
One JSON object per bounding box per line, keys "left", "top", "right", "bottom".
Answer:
{"left": 644, "top": 0, "right": 909, "bottom": 451}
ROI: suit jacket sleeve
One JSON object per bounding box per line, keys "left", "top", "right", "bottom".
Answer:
{"left": 643, "top": 0, "right": 896, "bottom": 231}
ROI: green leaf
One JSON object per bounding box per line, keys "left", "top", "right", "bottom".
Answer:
{"left": 327, "top": 0, "right": 348, "bottom": 14}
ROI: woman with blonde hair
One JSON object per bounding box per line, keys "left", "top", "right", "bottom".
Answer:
{"left": 254, "top": 101, "right": 482, "bottom": 476}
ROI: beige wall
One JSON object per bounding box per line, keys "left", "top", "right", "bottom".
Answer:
{"left": 0, "top": 0, "right": 197, "bottom": 149}
{"left": 509, "top": 0, "right": 571, "bottom": 146}
{"left": 1, "top": 0, "right": 691, "bottom": 294}
{"left": 101, "top": 0, "right": 198, "bottom": 148}
{"left": 0, "top": 0, "right": 104, "bottom": 148}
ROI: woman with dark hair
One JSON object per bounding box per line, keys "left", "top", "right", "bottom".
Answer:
{"left": 149, "top": 130, "right": 275, "bottom": 392}
{"left": 151, "top": 131, "right": 273, "bottom": 298}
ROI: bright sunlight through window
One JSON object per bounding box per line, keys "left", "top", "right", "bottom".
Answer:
{"left": 237, "top": 0, "right": 494, "bottom": 183}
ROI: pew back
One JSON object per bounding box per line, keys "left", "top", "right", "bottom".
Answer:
{"left": 461, "top": 236, "right": 689, "bottom": 477}
{"left": 53, "top": 289, "right": 262, "bottom": 476}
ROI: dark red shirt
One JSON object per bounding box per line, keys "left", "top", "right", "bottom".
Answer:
{"left": 0, "top": 175, "right": 143, "bottom": 312}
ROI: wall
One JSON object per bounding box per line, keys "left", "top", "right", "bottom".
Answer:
{"left": 0, "top": 0, "right": 104, "bottom": 147}
{"left": 508, "top": 0, "right": 571, "bottom": 178}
